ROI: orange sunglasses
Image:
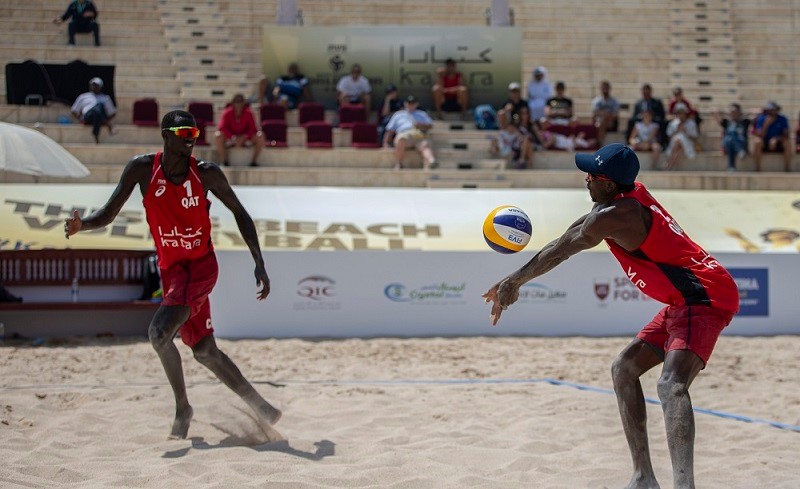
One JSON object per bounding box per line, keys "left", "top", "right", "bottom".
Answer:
{"left": 586, "top": 173, "right": 613, "bottom": 183}
{"left": 164, "top": 126, "right": 200, "bottom": 138}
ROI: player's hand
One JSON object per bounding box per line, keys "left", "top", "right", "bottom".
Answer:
{"left": 64, "top": 209, "right": 82, "bottom": 239}
{"left": 255, "top": 264, "right": 270, "bottom": 300}
{"left": 482, "top": 278, "right": 520, "bottom": 326}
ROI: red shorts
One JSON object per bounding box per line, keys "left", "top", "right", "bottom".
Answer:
{"left": 637, "top": 304, "right": 735, "bottom": 365}
{"left": 160, "top": 252, "right": 219, "bottom": 347}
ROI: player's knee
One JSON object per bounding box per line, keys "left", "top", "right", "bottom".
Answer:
{"left": 148, "top": 323, "right": 171, "bottom": 350}
{"left": 191, "top": 341, "right": 218, "bottom": 364}
{"left": 610, "top": 355, "right": 635, "bottom": 384}
{"left": 656, "top": 375, "right": 688, "bottom": 403}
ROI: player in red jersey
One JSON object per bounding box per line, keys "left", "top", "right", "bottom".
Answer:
{"left": 483, "top": 143, "right": 739, "bottom": 489}
{"left": 64, "top": 110, "right": 282, "bottom": 440}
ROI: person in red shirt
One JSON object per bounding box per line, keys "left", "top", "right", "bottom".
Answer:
{"left": 432, "top": 58, "right": 469, "bottom": 120}
{"left": 483, "top": 143, "right": 739, "bottom": 489}
{"left": 64, "top": 110, "right": 281, "bottom": 441}
{"left": 214, "top": 93, "right": 265, "bottom": 167}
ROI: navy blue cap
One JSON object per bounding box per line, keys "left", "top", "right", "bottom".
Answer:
{"left": 575, "top": 143, "right": 640, "bottom": 185}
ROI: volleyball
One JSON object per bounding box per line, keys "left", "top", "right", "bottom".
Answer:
{"left": 482, "top": 205, "right": 533, "bottom": 254}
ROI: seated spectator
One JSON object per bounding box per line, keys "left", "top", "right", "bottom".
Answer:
{"left": 527, "top": 66, "right": 552, "bottom": 123}
{"left": 663, "top": 103, "right": 699, "bottom": 170}
{"left": 378, "top": 84, "right": 404, "bottom": 145}
{"left": 626, "top": 83, "right": 666, "bottom": 145}
{"left": 490, "top": 114, "right": 533, "bottom": 169}
{"left": 215, "top": 93, "right": 265, "bottom": 167}
{"left": 532, "top": 120, "right": 595, "bottom": 152}
{"left": 53, "top": 0, "right": 100, "bottom": 46}
{"left": 714, "top": 103, "right": 751, "bottom": 171}
{"left": 383, "top": 96, "right": 436, "bottom": 170}
{"left": 668, "top": 86, "right": 701, "bottom": 126}
{"left": 751, "top": 101, "right": 792, "bottom": 172}
{"left": 497, "top": 82, "right": 528, "bottom": 128}
{"left": 266, "top": 62, "right": 312, "bottom": 109}
{"left": 544, "top": 81, "right": 574, "bottom": 125}
{"left": 432, "top": 58, "right": 469, "bottom": 120}
{"left": 70, "top": 77, "right": 116, "bottom": 143}
{"left": 336, "top": 64, "right": 372, "bottom": 108}
{"left": 628, "top": 109, "right": 662, "bottom": 169}
{"left": 591, "top": 80, "right": 620, "bottom": 144}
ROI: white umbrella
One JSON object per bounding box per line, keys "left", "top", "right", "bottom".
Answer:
{"left": 0, "top": 121, "right": 90, "bottom": 178}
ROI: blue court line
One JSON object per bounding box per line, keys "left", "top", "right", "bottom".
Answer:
{"left": 286, "top": 377, "right": 800, "bottom": 433}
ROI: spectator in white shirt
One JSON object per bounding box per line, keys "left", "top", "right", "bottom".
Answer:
{"left": 383, "top": 95, "right": 437, "bottom": 170}
{"left": 336, "top": 64, "right": 372, "bottom": 108}
{"left": 70, "top": 77, "right": 116, "bottom": 143}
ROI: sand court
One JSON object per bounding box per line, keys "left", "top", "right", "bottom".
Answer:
{"left": 1, "top": 335, "right": 799, "bottom": 488}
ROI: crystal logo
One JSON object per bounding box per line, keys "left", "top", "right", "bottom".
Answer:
{"left": 384, "top": 282, "right": 466, "bottom": 304}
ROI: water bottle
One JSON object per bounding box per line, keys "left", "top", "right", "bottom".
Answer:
{"left": 71, "top": 277, "right": 79, "bottom": 303}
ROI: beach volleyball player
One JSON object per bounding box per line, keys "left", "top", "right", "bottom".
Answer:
{"left": 483, "top": 143, "right": 739, "bottom": 489}
{"left": 64, "top": 110, "right": 281, "bottom": 440}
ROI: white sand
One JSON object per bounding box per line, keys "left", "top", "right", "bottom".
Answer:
{"left": 1, "top": 335, "right": 799, "bottom": 488}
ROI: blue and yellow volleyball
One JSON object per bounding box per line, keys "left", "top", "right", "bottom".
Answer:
{"left": 483, "top": 205, "right": 533, "bottom": 254}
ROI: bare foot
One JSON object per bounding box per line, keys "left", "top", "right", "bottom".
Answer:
{"left": 254, "top": 407, "right": 284, "bottom": 442}
{"left": 168, "top": 405, "right": 193, "bottom": 439}
{"left": 624, "top": 472, "right": 661, "bottom": 489}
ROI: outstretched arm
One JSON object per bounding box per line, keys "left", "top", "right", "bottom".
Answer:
{"left": 483, "top": 205, "right": 619, "bottom": 325}
{"left": 202, "top": 163, "right": 269, "bottom": 300}
{"left": 64, "top": 155, "right": 150, "bottom": 238}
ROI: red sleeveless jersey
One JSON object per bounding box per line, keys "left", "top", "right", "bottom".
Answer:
{"left": 143, "top": 153, "right": 213, "bottom": 270}
{"left": 605, "top": 182, "right": 739, "bottom": 313}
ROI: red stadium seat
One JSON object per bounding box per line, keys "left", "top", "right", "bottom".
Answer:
{"left": 132, "top": 98, "right": 159, "bottom": 126}
{"left": 187, "top": 101, "right": 214, "bottom": 146}
{"left": 350, "top": 122, "right": 380, "bottom": 148}
{"left": 259, "top": 103, "right": 286, "bottom": 124}
{"left": 298, "top": 102, "right": 325, "bottom": 127}
{"left": 261, "top": 119, "right": 288, "bottom": 148}
{"left": 338, "top": 104, "right": 367, "bottom": 129}
{"left": 304, "top": 121, "right": 333, "bottom": 148}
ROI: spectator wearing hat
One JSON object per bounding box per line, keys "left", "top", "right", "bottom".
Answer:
{"left": 336, "top": 64, "right": 372, "bottom": 108}
{"left": 544, "top": 81, "right": 574, "bottom": 125}
{"left": 53, "top": 0, "right": 100, "bottom": 46}
{"left": 378, "top": 84, "right": 404, "bottom": 146}
{"left": 432, "top": 58, "right": 469, "bottom": 120}
{"left": 663, "top": 103, "right": 699, "bottom": 170}
{"left": 668, "top": 87, "right": 701, "bottom": 126}
{"left": 497, "top": 82, "right": 529, "bottom": 128}
{"left": 215, "top": 93, "right": 265, "bottom": 167}
{"left": 70, "top": 77, "right": 116, "bottom": 143}
{"left": 751, "top": 101, "right": 792, "bottom": 172}
{"left": 527, "top": 66, "right": 553, "bottom": 123}
{"left": 591, "top": 80, "right": 620, "bottom": 144}
{"left": 383, "top": 96, "right": 437, "bottom": 170}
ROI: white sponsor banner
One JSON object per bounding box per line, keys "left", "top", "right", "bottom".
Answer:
{"left": 211, "top": 251, "right": 799, "bottom": 338}
{"left": 2, "top": 185, "right": 799, "bottom": 254}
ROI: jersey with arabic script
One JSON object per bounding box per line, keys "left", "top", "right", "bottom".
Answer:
{"left": 605, "top": 182, "right": 739, "bottom": 312}
{"left": 143, "top": 152, "right": 213, "bottom": 270}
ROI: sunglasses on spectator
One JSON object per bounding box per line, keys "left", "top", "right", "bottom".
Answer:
{"left": 164, "top": 126, "right": 200, "bottom": 138}
{"left": 586, "top": 173, "right": 613, "bottom": 183}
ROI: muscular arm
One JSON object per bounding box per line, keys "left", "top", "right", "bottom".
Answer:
{"left": 201, "top": 163, "right": 270, "bottom": 299}
{"left": 484, "top": 201, "right": 641, "bottom": 325}
{"left": 65, "top": 155, "right": 151, "bottom": 236}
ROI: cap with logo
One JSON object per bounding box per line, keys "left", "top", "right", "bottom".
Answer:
{"left": 405, "top": 95, "right": 418, "bottom": 104}
{"left": 89, "top": 77, "right": 103, "bottom": 88}
{"left": 508, "top": 82, "right": 521, "bottom": 91}
{"left": 763, "top": 101, "right": 779, "bottom": 111}
{"left": 385, "top": 83, "right": 397, "bottom": 93}
{"left": 575, "top": 143, "right": 640, "bottom": 185}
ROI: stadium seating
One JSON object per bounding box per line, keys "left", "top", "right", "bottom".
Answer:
{"left": 338, "top": 104, "right": 367, "bottom": 129}
{"left": 305, "top": 121, "right": 334, "bottom": 148}
{"left": 187, "top": 101, "right": 214, "bottom": 146}
{"left": 261, "top": 120, "right": 288, "bottom": 148}
{"left": 132, "top": 98, "right": 159, "bottom": 127}
{"left": 298, "top": 102, "right": 325, "bottom": 128}
{"left": 350, "top": 122, "right": 380, "bottom": 149}
{"left": 259, "top": 103, "right": 286, "bottom": 124}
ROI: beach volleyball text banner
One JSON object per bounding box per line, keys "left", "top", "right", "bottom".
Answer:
{"left": 261, "top": 25, "right": 522, "bottom": 109}
{"left": 1, "top": 185, "right": 798, "bottom": 254}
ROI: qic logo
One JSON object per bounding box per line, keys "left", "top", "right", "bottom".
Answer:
{"left": 297, "top": 275, "right": 336, "bottom": 301}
